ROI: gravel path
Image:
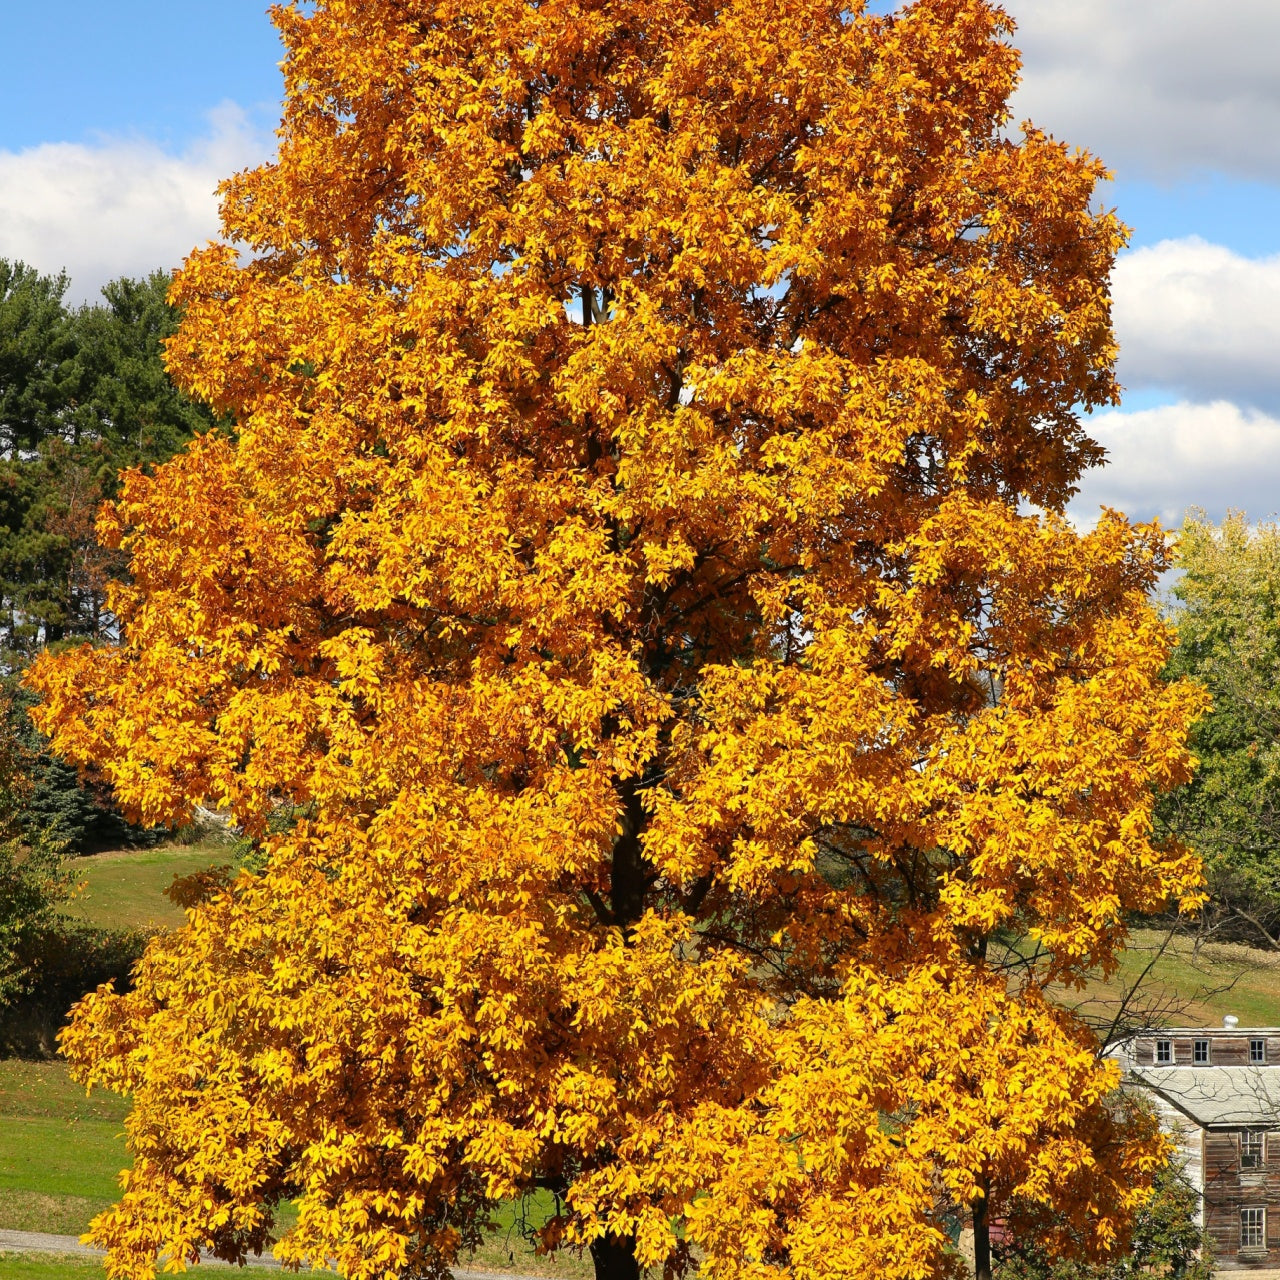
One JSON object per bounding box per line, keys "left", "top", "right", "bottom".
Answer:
{"left": 0, "top": 1229, "right": 282, "bottom": 1268}
{"left": 0, "top": 1231, "right": 106, "bottom": 1261}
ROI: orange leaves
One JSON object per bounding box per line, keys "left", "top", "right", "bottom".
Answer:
{"left": 674, "top": 969, "right": 1164, "bottom": 1280}
{"left": 28, "top": 0, "right": 1205, "bottom": 1275}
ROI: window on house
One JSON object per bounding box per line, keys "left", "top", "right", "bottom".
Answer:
{"left": 1242, "top": 1130, "right": 1266, "bottom": 1170}
{"left": 1194, "top": 1038, "right": 1211, "bottom": 1063}
{"left": 1252, "top": 1038, "right": 1267, "bottom": 1063}
{"left": 1156, "top": 1039, "right": 1173, "bottom": 1064}
{"left": 1242, "top": 1206, "right": 1266, "bottom": 1251}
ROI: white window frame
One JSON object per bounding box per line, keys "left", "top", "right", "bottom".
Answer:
{"left": 1242, "top": 1130, "right": 1266, "bottom": 1170}
{"left": 1156, "top": 1038, "right": 1174, "bottom": 1064}
{"left": 1194, "top": 1038, "right": 1211, "bottom": 1063}
{"left": 1252, "top": 1037, "right": 1267, "bottom": 1064}
{"left": 1241, "top": 1206, "right": 1266, "bottom": 1251}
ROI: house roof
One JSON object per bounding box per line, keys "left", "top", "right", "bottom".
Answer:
{"left": 1135, "top": 1028, "right": 1280, "bottom": 1035}
{"left": 1129, "top": 1067, "right": 1280, "bottom": 1128}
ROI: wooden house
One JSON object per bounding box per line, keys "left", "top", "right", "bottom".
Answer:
{"left": 1116, "top": 1020, "right": 1280, "bottom": 1270}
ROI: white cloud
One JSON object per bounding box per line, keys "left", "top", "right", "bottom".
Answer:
{"left": 0, "top": 103, "right": 271, "bottom": 305}
{"left": 1009, "top": 0, "right": 1280, "bottom": 182}
{"left": 1070, "top": 400, "right": 1280, "bottom": 528}
{"left": 1112, "top": 238, "right": 1280, "bottom": 412}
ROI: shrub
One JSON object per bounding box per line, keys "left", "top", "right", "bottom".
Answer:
{"left": 994, "top": 1165, "right": 1212, "bottom": 1280}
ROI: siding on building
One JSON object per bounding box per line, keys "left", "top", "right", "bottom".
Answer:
{"left": 1119, "top": 1028, "right": 1280, "bottom": 1271}
{"left": 1144, "top": 1092, "right": 1206, "bottom": 1227}
{"left": 1129, "top": 1033, "right": 1280, "bottom": 1069}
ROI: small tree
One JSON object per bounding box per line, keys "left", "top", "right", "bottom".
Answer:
{"left": 31, "top": 1, "right": 1205, "bottom": 1278}
{"left": 0, "top": 694, "right": 70, "bottom": 1002}
{"left": 1161, "top": 512, "right": 1280, "bottom": 945}
{"left": 995, "top": 1161, "right": 1212, "bottom": 1280}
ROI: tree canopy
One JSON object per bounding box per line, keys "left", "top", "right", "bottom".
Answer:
{"left": 0, "top": 263, "right": 213, "bottom": 659}
{"left": 1161, "top": 512, "right": 1280, "bottom": 940}
{"left": 31, "top": 1, "right": 1206, "bottom": 1278}
{"left": 0, "top": 261, "right": 76, "bottom": 457}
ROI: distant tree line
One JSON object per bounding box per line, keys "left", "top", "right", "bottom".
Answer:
{"left": 0, "top": 259, "right": 213, "bottom": 852}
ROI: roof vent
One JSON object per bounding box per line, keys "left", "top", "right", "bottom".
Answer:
{"left": 1224, "top": 1015, "right": 1240, "bottom": 1029}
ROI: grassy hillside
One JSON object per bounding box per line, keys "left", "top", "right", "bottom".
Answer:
{"left": 1051, "top": 928, "right": 1280, "bottom": 1034}
{"left": 0, "top": 1061, "right": 127, "bottom": 1237}
{"left": 64, "top": 844, "right": 231, "bottom": 931}
{"left": 1119, "top": 932, "right": 1280, "bottom": 1027}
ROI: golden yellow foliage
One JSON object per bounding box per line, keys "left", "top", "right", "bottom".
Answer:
{"left": 29, "top": 0, "right": 1206, "bottom": 1277}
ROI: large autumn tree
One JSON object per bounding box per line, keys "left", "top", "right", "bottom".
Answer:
{"left": 31, "top": 1, "right": 1205, "bottom": 1278}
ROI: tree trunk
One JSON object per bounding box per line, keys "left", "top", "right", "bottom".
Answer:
{"left": 972, "top": 1193, "right": 992, "bottom": 1280}
{"left": 590, "top": 1233, "right": 640, "bottom": 1280}
{"left": 609, "top": 777, "right": 648, "bottom": 933}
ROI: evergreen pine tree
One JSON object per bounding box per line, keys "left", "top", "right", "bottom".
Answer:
{"left": 0, "top": 260, "right": 213, "bottom": 848}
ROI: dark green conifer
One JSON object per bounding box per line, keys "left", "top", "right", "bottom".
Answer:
{"left": 0, "top": 259, "right": 214, "bottom": 848}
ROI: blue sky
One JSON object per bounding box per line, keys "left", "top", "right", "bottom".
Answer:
{"left": 1, "top": 0, "right": 1277, "bottom": 528}
{"left": 0, "top": 3, "right": 284, "bottom": 153}
{"left": 1112, "top": 177, "right": 1280, "bottom": 258}
{"left": 2, "top": 5, "right": 1273, "bottom": 256}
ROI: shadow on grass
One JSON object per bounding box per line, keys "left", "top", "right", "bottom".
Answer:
{"left": 0, "top": 923, "right": 148, "bottom": 1059}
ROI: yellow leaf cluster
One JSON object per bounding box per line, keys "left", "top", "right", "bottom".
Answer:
{"left": 29, "top": 0, "right": 1206, "bottom": 1277}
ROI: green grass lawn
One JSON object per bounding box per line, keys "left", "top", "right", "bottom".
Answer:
{"left": 0, "top": 1060, "right": 128, "bottom": 1237}
{"left": 0, "top": 1255, "right": 106, "bottom": 1280}
{"left": 64, "top": 844, "right": 233, "bottom": 932}
{"left": 1, "top": 843, "right": 194, "bottom": 1242}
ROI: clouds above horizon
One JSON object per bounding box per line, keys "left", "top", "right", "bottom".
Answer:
{"left": 1111, "top": 237, "right": 1280, "bottom": 413}
{"left": 1010, "top": 0, "right": 1280, "bottom": 183}
{"left": 1071, "top": 401, "right": 1280, "bottom": 529}
{"left": 0, "top": 104, "right": 269, "bottom": 305}
{"left": 1001, "top": 0, "right": 1280, "bottom": 528}
{"left": 1065, "top": 235, "right": 1280, "bottom": 527}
